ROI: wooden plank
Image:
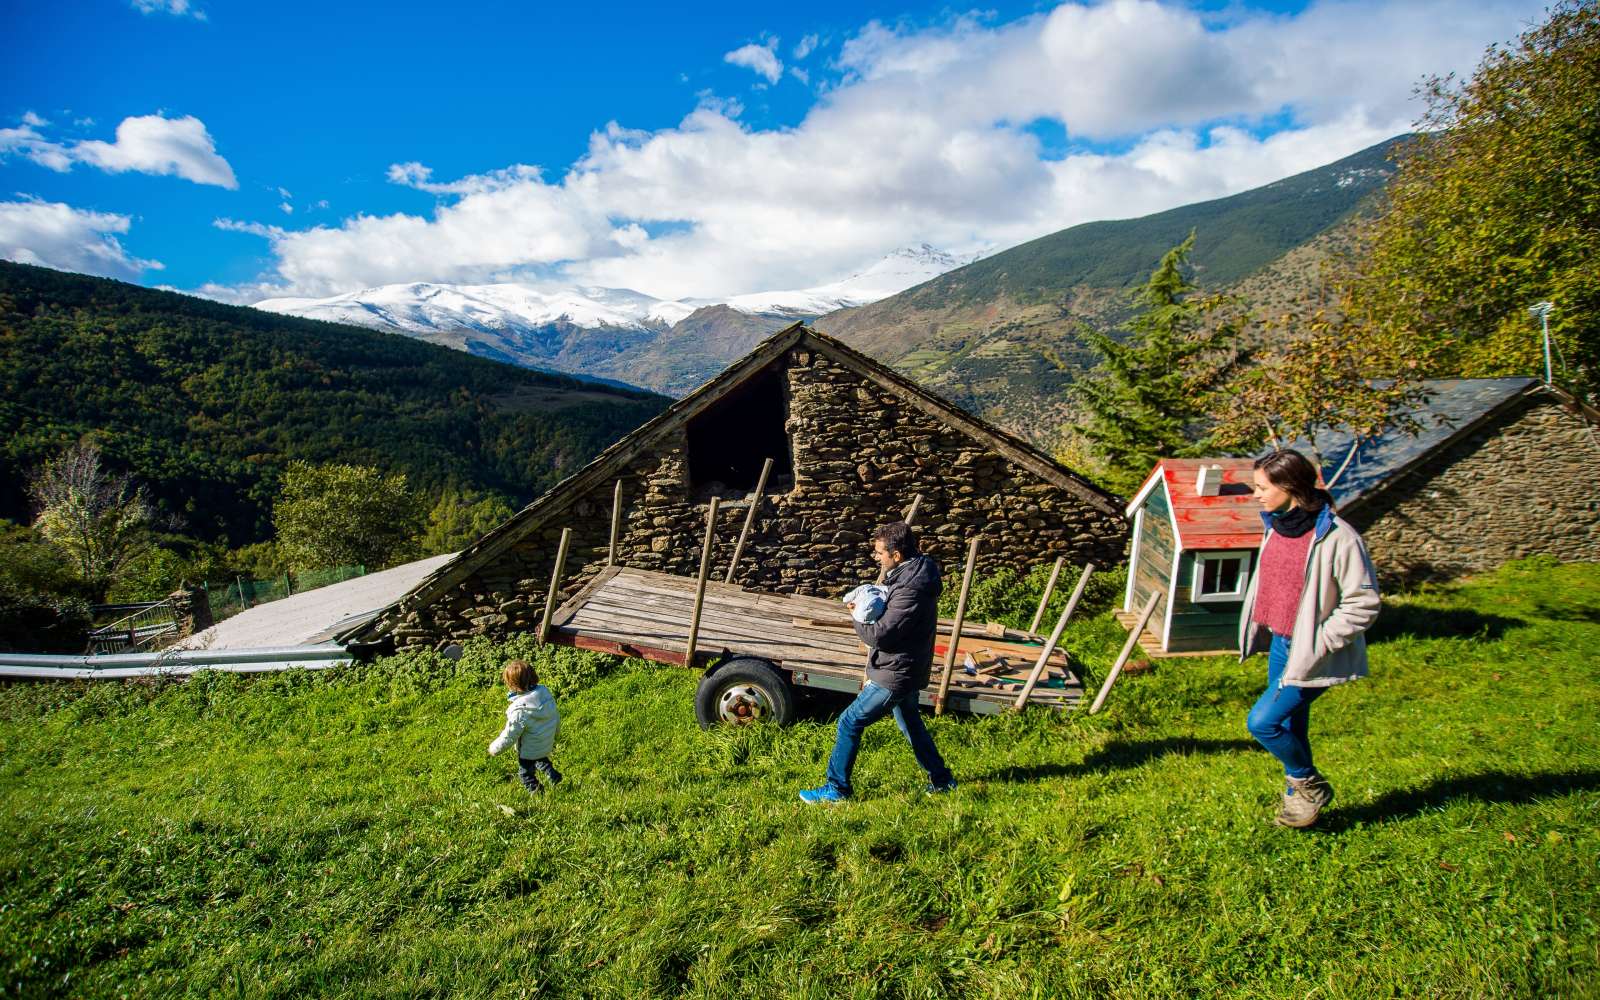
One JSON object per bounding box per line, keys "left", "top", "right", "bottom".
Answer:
{"left": 1013, "top": 562, "right": 1092, "bottom": 711}
{"left": 607, "top": 479, "right": 624, "bottom": 566}
{"left": 574, "top": 594, "right": 866, "bottom": 657}
{"left": 724, "top": 457, "right": 774, "bottom": 585}
{"left": 1091, "top": 590, "right": 1161, "bottom": 714}
{"left": 935, "top": 537, "right": 981, "bottom": 715}
{"left": 537, "top": 527, "right": 572, "bottom": 643}
{"left": 683, "top": 498, "right": 720, "bottom": 670}
{"left": 1029, "top": 556, "right": 1065, "bottom": 635}
{"left": 550, "top": 565, "right": 622, "bottom": 626}
{"left": 567, "top": 599, "right": 864, "bottom": 667}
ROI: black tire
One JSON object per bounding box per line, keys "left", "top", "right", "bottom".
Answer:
{"left": 695, "top": 657, "right": 796, "bottom": 729}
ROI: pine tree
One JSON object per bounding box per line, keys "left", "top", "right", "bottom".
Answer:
{"left": 1074, "top": 234, "right": 1239, "bottom": 495}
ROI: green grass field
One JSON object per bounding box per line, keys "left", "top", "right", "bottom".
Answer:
{"left": 3, "top": 558, "right": 1598, "bottom": 998}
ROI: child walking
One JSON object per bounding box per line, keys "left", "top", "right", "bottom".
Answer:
{"left": 488, "top": 659, "right": 563, "bottom": 793}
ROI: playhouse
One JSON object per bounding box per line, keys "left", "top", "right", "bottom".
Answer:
{"left": 1120, "top": 458, "right": 1262, "bottom": 656}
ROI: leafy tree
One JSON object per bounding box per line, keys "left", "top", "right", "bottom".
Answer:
{"left": 1343, "top": 0, "right": 1600, "bottom": 400}
{"left": 0, "top": 519, "right": 89, "bottom": 600}
{"left": 1073, "top": 233, "right": 1240, "bottom": 495}
{"left": 417, "top": 488, "right": 516, "bottom": 557}
{"left": 1209, "top": 311, "right": 1428, "bottom": 486}
{"left": 273, "top": 462, "right": 423, "bottom": 572}
{"left": 27, "top": 443, "right": 156, "bottom": 601}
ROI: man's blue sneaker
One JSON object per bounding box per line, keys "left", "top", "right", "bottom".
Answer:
{"left": 924, "top": 778, "right": 958, "bottom": 796}
{"left": 799, "top": 785, "right": 848, "bottom": 805}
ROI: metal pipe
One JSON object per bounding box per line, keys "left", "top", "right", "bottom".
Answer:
{"left": 0, "top": 644, "right": 349, "bottom": 670}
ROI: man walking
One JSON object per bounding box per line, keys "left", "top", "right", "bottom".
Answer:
{"left": 800, "top": 521, "right": 956, "bottom": 803}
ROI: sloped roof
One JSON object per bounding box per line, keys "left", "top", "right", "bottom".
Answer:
{"left": 1128, "top": 458, "right": 1261, "bottom": 551}
{"left": 1303, "top": 378, "right": 1541, "bottom": 510}
{"left": 341, "top": 323, "right": 1121, "bottom": 644}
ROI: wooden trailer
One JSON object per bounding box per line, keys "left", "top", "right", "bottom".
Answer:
{"left": 544, "top": 563, "right": 1085, "bottom": 725}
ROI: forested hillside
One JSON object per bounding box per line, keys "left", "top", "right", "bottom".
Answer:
{"left": 0, "top": 263, "right": 668, "bottom": 545}
{"left": 816, "top": 138, "right": 1406, "bottom": 440}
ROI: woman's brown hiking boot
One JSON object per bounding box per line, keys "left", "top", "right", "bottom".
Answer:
{"left": 1275, "top": 772, "right": 1334, "bottom": 828}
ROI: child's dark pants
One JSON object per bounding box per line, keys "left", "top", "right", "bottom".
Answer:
{"left": 517, "top": 757, "right": 563, "bottom": 793}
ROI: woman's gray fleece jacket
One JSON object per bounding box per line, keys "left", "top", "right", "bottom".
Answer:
{"left": 1237, "top": 505, "right": 1381, "bottom": 687}
{"left": 488, "top": 684, "right": 561, "bottom": 760}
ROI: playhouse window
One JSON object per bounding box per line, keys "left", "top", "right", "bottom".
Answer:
{"left": 1192, "top": 552, "right": 1251, "bottom": 603}
{"left": 686, "top": 367, "right": 794, "bottom": 496}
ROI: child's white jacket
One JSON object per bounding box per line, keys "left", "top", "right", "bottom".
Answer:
{"left": 489, "top": 685, "right": 560, "bottom": 759}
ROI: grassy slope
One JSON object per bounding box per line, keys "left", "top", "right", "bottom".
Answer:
{"left": 2, "top": 559, "right": 1597, "bottom": 998}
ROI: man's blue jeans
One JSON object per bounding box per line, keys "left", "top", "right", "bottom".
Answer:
{"left": 1246, "top": 634, "right": 1326, "bottom": 779}
{"left": 823, "top": 681, "right": 952, "bottom": 795}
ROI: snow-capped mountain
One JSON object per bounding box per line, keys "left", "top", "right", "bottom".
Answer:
{"left": 720, "top": 245, "right": 981, "bottom": 316}
{"left": 255, "top": 244, "right": 973, "bottom": 336}
{"left": 251, "top": 245, "right": 977, "bottom": 395}
{"left": 254, "top": 281, "right": 692, "bottom": 336}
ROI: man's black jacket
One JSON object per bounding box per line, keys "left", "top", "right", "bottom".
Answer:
{"left": 852, "top": 553, "right": 943, "bottom": 694}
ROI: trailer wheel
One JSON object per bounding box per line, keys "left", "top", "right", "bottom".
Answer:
{"left": 695, "top": 657, "right": 796, "bottom": 728}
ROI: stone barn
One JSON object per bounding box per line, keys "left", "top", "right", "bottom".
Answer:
{"left": 342, "top": 324, "right": 1127, "bottom": 653}
{"left": 1330, "top": 378, "right": 1600, "bottom": 583}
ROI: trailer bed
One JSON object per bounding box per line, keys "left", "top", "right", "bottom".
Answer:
{"left": 549, "top": 566, "right": 1082, "bottom": 714}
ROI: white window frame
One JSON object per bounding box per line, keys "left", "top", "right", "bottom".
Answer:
{"left": 1192, "top": 551, "right": 1252, "bottom": 604}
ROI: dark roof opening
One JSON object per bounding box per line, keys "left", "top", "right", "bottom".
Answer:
{"left": 686, "top": 366, "right": 795, "bottom": 497}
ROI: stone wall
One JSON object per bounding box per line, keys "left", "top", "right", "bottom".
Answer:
{"left": 1344, "top": 397, "right": 1600, "bottom": 583}
{"left": 387, "top": 346, "right": 1128, "bottom": 651}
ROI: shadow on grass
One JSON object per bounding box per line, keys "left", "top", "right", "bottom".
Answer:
{"left": 1324, "top": 769, "right": 1600, "bottom": 831}
{"left": 971, "top": 737, "right": 1260, "bottom": 783}
{"left": 1528, "top": 601, "right": 1600, "bottom": 625}
{"left": 1369, "top": 605, "right": 1525, "bottom": 643}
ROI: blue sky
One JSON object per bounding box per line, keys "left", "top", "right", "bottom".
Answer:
{"left": 0, "top": 0, "right": 1544, "bottom": 301}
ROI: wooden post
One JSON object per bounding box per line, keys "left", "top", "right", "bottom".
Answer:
{"left": 724, "top": 457, "right": 773, "bottom": 585}
{"left": 235, "top": 576, "right": 250, "bottom": 610}
{"left": 1013, "top": 563, "right": 1094, "bottom": 710}
{"left": 607, "top": 479, "right": 623, "bottom": 567}
{"left": 902, "top": 494, "right": 922, "bottom": 526}
{"left": 1089, "top": 589, "right": 1161, "bottom": 715}
{"left": 1029, "top": 556, "right": 1065, "bottom": 635}
{"left": 537, "top": 527, "right": 573, "bottom": 644}
{"left": 934, "top": 537, "right": 981, "bottom": 715}
{"left": 683, "top": 497, "right": 720, "bottom": 669}
{"left": 878, "top": 494, "right": 924, "bottom": 584}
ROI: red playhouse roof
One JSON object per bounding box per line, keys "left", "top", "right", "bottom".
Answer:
{"left": 1128, "top": 458, "right": 1263, "bottom": 551}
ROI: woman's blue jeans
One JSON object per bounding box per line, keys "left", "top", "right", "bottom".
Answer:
{"left": 824, "top": 682, "right": 952, "bottom": 796}
{"left": 1246, "top": 634, "right": 1325, "bottom": 779}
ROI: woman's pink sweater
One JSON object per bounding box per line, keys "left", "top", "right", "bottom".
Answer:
{"left": 1251, "top": 528, "right": 1315, "bottom": 638}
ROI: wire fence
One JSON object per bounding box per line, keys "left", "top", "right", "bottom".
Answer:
{"left": 205, "top": 564, "right": 367, "bottom": 622}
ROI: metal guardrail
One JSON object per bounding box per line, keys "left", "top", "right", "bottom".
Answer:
{"left": 0, "top": 645, "right": 352, "bottom": 681}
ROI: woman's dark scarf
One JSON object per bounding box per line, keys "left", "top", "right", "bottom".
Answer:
{"left": 1270, "top": 489, "right": 1335, "bottom": 538}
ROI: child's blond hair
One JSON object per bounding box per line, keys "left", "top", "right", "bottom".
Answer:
{"left": 502, "top": 658, "right": 539, "bottom": 693}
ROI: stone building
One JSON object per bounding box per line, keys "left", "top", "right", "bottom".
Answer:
{"left": 342, "top": 325, "right": 1127, "bottom": 653}
{"left": 1332, "top": 378, "right": 1600, "bottom": 583}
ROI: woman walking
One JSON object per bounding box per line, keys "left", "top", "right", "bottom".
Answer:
{"left": 1238, "top": 449, "right": 1380, "bottom": 828}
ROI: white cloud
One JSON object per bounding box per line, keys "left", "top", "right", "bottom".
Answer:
{"left": 793, "top": 34, "right": 820, "bottom": 60}
{"left": 219, "top": 0, "right": 1543, "bottom": 302}
{"left": 724, "top": 40, "right": 783, "bottom": 84}
{"left": 280, "top": 202, "right": 293, "bottom": 215}
{"left": 0, "top": 198, "right": 163, "bottom": 279}
{"left": 131, "top": 0, "right": 207, "bottom": 20}
{"left": 0, "top": 113, "right": 237, "bottom": 188}
{"left": 21, "top": 112, "right": 48, "bottom": 128}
